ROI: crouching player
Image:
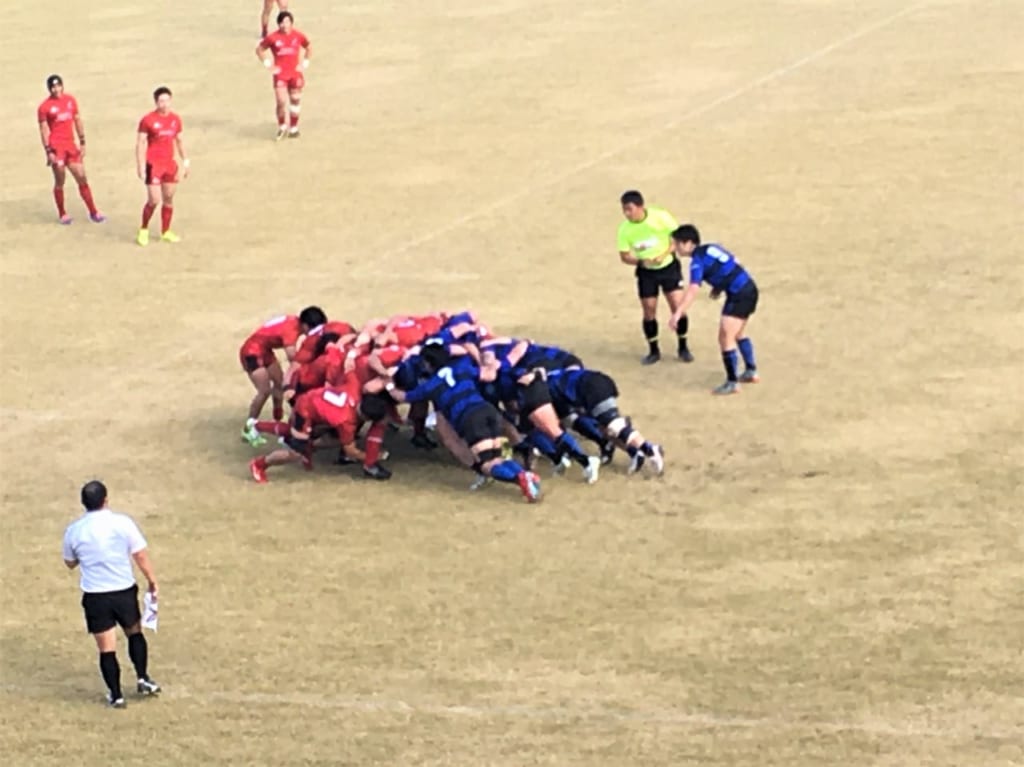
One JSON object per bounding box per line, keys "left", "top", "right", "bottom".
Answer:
{"left": 544, "top": 367, "right": 665, "bottom": 475}
{"left": 387, "top": 342, "right": 542, "bottom": 502}
{"left": 249, "top": 381, "right": 393, "bottom": 482}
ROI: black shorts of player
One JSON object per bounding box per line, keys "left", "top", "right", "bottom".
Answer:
{"left": 459, "top": 403, "right": 505, "bottom": 446}
{"left": 579, "top": 371, "right": 619, "bottom": 412}
{"left": 635, "top": 257, "right": 685, "bottom": 299}
{"left": 722, "top": 281, "right": 759, "bottom": 319}
{"left": 81, "top": 584, "right": 141, "bottom": 634}
{"left": 243, "top": 355, "right": 262, "bottom": 373}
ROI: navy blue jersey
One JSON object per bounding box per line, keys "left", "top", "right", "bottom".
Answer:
{"left": 689, "top": 244, "right": 751, "bottom": 294}
{"left": 518, "top": 343, "right": 581, "bottom": 374}
{"left": 545, "top": 368, "right": 587, "bottom": 410}
{"left": 402, "top": 355, "right": 489, "bottom": 429}
{"left": 438, "top": 311, "right": 481, "bottom": 345}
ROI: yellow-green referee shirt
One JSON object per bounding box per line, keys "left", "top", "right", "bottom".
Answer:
{"left": 617, "top": 206, "right": 679, "bottom": 270}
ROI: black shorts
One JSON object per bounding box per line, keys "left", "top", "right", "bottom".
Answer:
{"left": 242, "top": 354, "right": 262, "bottom": 373}
{"left": 722, "top": 282, "right": 759, "bottom": 319}
{"left": 459, "top": 403, "right": 504, "bottom": 446}
{"left": 636, "top": 258, "right": 685, "bottom": 299}
{"left": 579, "top": 371, "right": 619, "bottom": 412}
{"left": 81, "top": 584, "right": 141, "bottom": 634}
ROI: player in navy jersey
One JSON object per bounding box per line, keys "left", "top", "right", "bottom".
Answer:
{"left": 669, "top": 225, "right": 759, "bottom": 395}
{"left": 543, "top": 367, "right": 665, "bottom": 475}
{"left": 387, "top": 343, "right": 542, "bottom": 502}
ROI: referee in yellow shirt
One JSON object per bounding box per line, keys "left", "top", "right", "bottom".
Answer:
{"left": 617, "top": 190, "right": 693, "bottom": 365}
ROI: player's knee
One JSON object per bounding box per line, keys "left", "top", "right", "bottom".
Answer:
{"left": 605, "top": 415, "right": 632, "bottom": 443}
{"left": 283, "top": 433, "right": 308, "bottom": 455}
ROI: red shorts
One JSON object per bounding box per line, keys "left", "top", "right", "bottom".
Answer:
{"left": 239, "top": 342, "right": 278, "bottom": 373}
{"left": 49, "top": 143, "right": 82, "bottom": 167}
{"left": 274, "top": 72, "right": 305, "bottom": 90}
{"left": 145, "top": 159, "right": 179, "bottom": 185}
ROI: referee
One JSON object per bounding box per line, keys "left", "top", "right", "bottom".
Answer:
{"left": 62, "top": 480, "right": 161, "bottom": 708}
{"left": 616, "top": 190, "right": 694, "bottom": 365}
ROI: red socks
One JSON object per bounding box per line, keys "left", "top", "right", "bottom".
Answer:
{"left": 141, "top": 203, "right": 156, "bottom": 227}
{"left": 160, "top": 205, "right": 173, "bottom": 234}
{"left": 254, "top": 421, "right": 289, "bottom": 436}
{"left": 364, "top": 421, "right": 387, "bottom": 466}
{"left": 78, "top": 184, "right": 98, "bottom": 215}
{"left": 53, "top": 188, "right": 66, "bottom": 216}
{"left": 272, "top": 404, "right": 284, "bottom": 421}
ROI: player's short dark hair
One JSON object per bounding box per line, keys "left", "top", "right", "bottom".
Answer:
{"left": 620, "top": 190, "right": 644, "bottom": 207}
{"left": 46, "top": 74, "right": 63, "bottom": 89}
{"left": 153, "top": 86, "right": 172, "bottom": 101}
{"left": 671, "top": 224, "right": 701, "bottom": 245}
{"left": 81, "top": 480, "right": 107, "bottom": 512}
{"left": 420, "top": 342, "right": 451, "bottom": 373}
{"left": 314, "top": 332, "right": 342, "bottom": 357}
{"left": 277, "top": 10, "right": 293, "bottom": 24}
{"left": 299, "top": 306, "right": 327, "bottom": 329}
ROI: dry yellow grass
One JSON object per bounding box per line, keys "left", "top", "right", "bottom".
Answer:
{"left": 1, "top": 1, "right": 1022, "bottom": 765}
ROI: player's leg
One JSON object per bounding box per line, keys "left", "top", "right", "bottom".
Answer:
{"left": 358, "top": 394, "right": 392, "bottom": 479}
{"left": 432, "top": 412, "right": 478, "bottom": 468}
{"left": 260, "top": 0, "right": 275, "bottom": 38}
{"left": 274, "top": 83, "right": 289, "bottom": 140}
{"left": 467, "top": 407, "right": 541, "bottom": 501}
{"left": 138, "top": 177, "right": 160, "bottom": 245}
{"left": 244, "top": 364, "right": 274, "bottom": 444}
{"left": 287, "top": 85, "right": 303, "bottom": 137}
{"left": 583, "top": 372, "right": 663, "bottom": 475}
{"left": 664, "top": 286, "right": 694, "bottom": 362}
{"left": 49, "top": 160, "right": 71, "bottom": 224}
{"left": 639, "top": 293, "right": 660, "bottom": 365}
{"left": 734, "top": 284, "right": 759, "bottom": 383}
{"left": 714, "top": 315, "right": 743, "bottom": 395}
{"left": 66, "top": 159, "right": 104, "bottom": 222}
{"left": 408, "top": 400, "right": 438, "bottom": 448}
{"left": 266, "top": 358, "right": 286, "bottom": 421}
{"left": 520, "top": 375, "right": 597, "bottom": 482}
{"left": 158, "top": 181, "right": 179, "bottom": 242}
{"left": 250, "top": 429, "right": 308, "bottom": 483}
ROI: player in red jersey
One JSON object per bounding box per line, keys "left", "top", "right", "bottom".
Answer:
{"left": 260, "top": 0, "right": 289, "bottom": 38}
{"left": 255, "top": 11, "right": 311, "bottom": 140}
{"left": 249, "top": 380, "right": 393, "bottom": 482}
{"left": 36, "top": 75, "right": 105, "bottom": 225}
{"left": 240, "top": 306, "right": 326, "bottom": 445}
{"left": 135, "top": 87, "right": 189, "bottom": 246}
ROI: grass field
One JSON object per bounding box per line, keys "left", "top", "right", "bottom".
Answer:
{"left": 1, "top": 1, "right": 1022, "bottom": 765}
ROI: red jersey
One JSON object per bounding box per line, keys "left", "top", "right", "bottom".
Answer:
{"left": 37, "top": 95, "right": 79, "bottom": 146}
{"left": 261, "top": 30, "right": 309, "bottom": 75}
{"left": 348, "top": 344, "right": 405, "bottom": 387}
{"left": 244, "top": 314, "right": 303, "bottom": 354}
{"left": 137, "top": 110, "right": 182, "bottom": 164}
{"left": 294, "top": 321, "right": 356, "bottom": 365}
{"left": 391, "top": 314, "right": 444, "bottom": 349}
{"left": 295, "top": 380, "right": 361, "bottom": 444}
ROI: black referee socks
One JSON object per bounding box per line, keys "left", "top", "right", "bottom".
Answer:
{"left": 642, "top": 319, "right": 659, "bottom": 355}
{"left": 128, "top": 633, "right": 149, "bottom": 681}
{"left": 99, "top": 651, "right": 122, "bottom": 700}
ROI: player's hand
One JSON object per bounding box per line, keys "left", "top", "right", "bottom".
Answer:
{"left": 709, "top": 289, "right": 722, "bottom": 300}
{"left": 137, "top": 166, "right": 145, "bottom": 181}
{"left": 147, "top": 580, "right": 159, "bottom": 599}
{"left": 78, "top": 145, "right": 86, "bottom": 160}
{"left": 669, "top": 312, "right": 682, "bottom": 331}
{"left": 181, "top": 159, "right": 191, "bottom": 180}
{"left": 45, "top": 148, "right": 55, "bottom": 167}
{"left": 301, "top": 59, "right": 310, "bottom": 70}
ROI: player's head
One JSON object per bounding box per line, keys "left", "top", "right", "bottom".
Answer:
{"left": 153, "top": 86, "right": 173, "bottom": 112}
{"left": 419, "top": 341, "right": 451, "bottom": 375}
{"left": 314, "top": 332, "right": 342, "bottom": 357}
{"left": 620, "top": 190, "right": 646, "bottom": 223}
{"left": 277, "top": 10, "right": 293, "bottom": 30}
{"left": 46, "top": 74, "right": 64, "bottom": 96}
{"left": 670, "top": 224, "right": 701, "bottom": 256}
{"left": 80, "top": 480, "right": 108, "bottom": 512}
{"left": 298, "top": 305, "right": 327, "bottom": 331}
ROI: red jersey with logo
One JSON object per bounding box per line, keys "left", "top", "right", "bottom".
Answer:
{"left": 294, "top": 321, "right": 357, "bottom": 365}
{"left": 294, "top": 379, "right": 361, "bottom": 444}
{"left": 391, "top": 314, "right": 445, "bottom": 349}
{"left": 37, "top": 95, "right": 79, "bottom": 146}
{"left": 261, "top": 30, "right": 309, "bottom": 75}
{"left": 243, "top": 315, "right": 303, "bottom": 355}
{"left": 137, "top": 110, "right": 182, "bottom": 164}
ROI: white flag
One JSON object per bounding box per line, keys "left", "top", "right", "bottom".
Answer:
{"left": 142, "top": 592, "right": 159, "bottom": 632}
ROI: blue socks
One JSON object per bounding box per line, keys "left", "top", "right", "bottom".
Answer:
{"left": 489, "top": 459, "right": 522, "bottom": 483}
{"left": 737, "top": 338, "right": 756, "bottom": 370}
{"left": 722, "top": 349, "right": 739, "bottom": 382}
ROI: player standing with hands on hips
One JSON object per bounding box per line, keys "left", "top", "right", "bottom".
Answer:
{"left": 669, "top": 225, "right": 760, "bottom": 395}
{"left": 256, "top": 11, "right": 311, "bottom": 141}
{"left": 617, "top": 190, "right": 694, "bottom": 365}
{"left": 62, "top": 481, "right": 161, "bottom": 708}
{"left": 136, "top": 87, "right": 189, "bottom": 246}
{"left": 36, "top": 75, "right": 105, "bottom": 225}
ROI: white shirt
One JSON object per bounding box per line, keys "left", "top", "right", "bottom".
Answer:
{"left": 62, "top": 508, "right": 147, "bottom": 593}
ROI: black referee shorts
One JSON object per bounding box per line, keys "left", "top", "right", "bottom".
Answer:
{"left": 635, "top": 258, "right": 685, "bottom": 299}
{"left": 81, "top": 584, "right": 141, "bottom": 634}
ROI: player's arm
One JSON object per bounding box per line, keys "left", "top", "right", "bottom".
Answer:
{"left": 38, "top": 113, "right": 57, "bottom": 165}
{"left": 387, "top": 375, "right": 440, "bottom": 404}
{"left": 175, "top": 133, "right": 190, "bottom": 179}
{"left": 618, "top": 249, "right": 639, "bottom": 266}
{"left": 301, "top": 35, "right": 312, "bottom": 69}
{"left": 135, "top": 130, "right": 148, "bottom": 180}
{"left": 669, "top": 282, "right": 702, "bottom": 329}
{"left": 73, "top": 111, "right": 86, "bottom": 156}
{"left": 255, "top": 40, "right": 272, "bottom": 68}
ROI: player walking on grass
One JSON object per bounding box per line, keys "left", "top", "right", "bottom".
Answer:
{"left": 256, "top": 11, "right": 311, "bottom": 140}
{"left": 617, "top": 190, "right": 694, "bottom": 365}
{"left": 669, "top": 225, "right": 760, "bottom": 395}
{"left": 62, "top": 481, "right": 161, "bottom": 709}
{"left": 136, "top": 87, "right": 189, "bottom": 246}
{"left": 37, "top": 75, "right": 105, "bottom": 225}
